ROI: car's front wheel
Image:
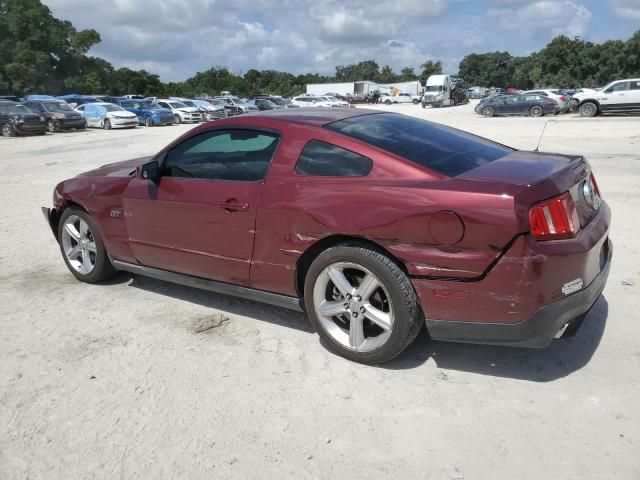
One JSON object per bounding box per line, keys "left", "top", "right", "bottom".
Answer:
{"left": 579, "top": 101, "right": 598, "bottom": 117}
{"left": 1, "top": 123, "right": 15, "bottom": 137}
{"left": 144, "top": 117, "right": 153, "bottom": 127}
{"left": 47, "top": 120, "right": 57, "bottom": 133}
{"left": 174, "top": 114, "right": 182, "bottom": 124}
{"left": 103, "top": 119, "right": 112, "bottom": 130}
{"left": 58, "top": 207, "right": 116, "bottom": 283}
{"left": 304, "top": 243, "right": 423, "bottom": 364}
{"left": 482, "top": 106, "right": 495, "bottom": 117}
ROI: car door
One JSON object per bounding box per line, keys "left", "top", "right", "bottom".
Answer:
{"left": 122, "top": 128, "right": 281, "bottom": 286}
{"left": 500, "top": 95, "right": 521, "bottom": 114}
{"left": 628, "top": 80, "right": 640, "bottom": 110}
{"left": 600, "top": 81, "right": 630, "bottom": 109}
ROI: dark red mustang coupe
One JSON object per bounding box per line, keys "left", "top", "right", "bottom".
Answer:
{"left": 43, "top": 109, "right": 611, "bottom": 363}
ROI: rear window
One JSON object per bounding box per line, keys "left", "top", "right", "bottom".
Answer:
{"left": 325, "top": 113, "right": 512, "bottom": 177}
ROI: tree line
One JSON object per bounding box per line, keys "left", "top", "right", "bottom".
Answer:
{"left": 1, "top": 0, "right": 638, "bottom": 98}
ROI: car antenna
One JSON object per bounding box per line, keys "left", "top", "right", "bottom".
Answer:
{"left": 534, "top": 121, "right": 548, "bottom": 152}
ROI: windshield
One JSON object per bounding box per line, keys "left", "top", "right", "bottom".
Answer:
{"left": 44, "top": 102, "right": 73, "bottom": 112}
{"left": 103, "top": 104, "right": 125, "bottom": 112}
{"left": 270, "top": 98, "right": 286, "bottom": 106}
{"left": 425, "top": 85, "right": 443, "bottom": 92}
{"left": 0, "top": 104, "right": 33, "bottom": 114}
{"left": 230, "top": 96, "right": 247, "bottom": 104}
{"left": 168, "top": 101, "right": 187, "bottom": 108}
{"left": 181, "top": 100, "right": 196, "bottom": 107}
{"left": 141, "top": 101, "right": 162, "bottom": 109}
{"left": 326, "top": 113, "right": 512, "bottom": 177}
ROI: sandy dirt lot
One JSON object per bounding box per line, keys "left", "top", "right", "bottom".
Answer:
{"left": 1, "top": 103, "right": 639, "bottom": 479}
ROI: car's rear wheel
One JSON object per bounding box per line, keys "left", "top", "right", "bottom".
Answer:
{"left": 58, "top": 207, "right": 116, "bottom": 283}
{"left": 530, "top": 105, "right": 543, "bottom": 117}
{"left": 1, "top": 123, "right": 15, "bottom": 137}
{"left": 304, "top": 243, "right": 423, "bottom": 364}
{"left": 384, "top": 99, "right": 391, "bottom": 105}
{"left": 144, "top": 117, "right": 153, "bottom": 127}
{"left": 482, "top": 106, "right": 495, "bottom": 117}
{"left": 579, "top": 102, "right": 598, "bottom": 118}
{"left": 103, "top": 119, "right": 112, "bottom": 130}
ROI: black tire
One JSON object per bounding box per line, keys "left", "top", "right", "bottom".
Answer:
{"left": 174, "top": 114, "right": 182, "bottom": 124}
{"left": 482, "top": 106, "right": 495, "bottom": 117}
{"left": 47, "top": 120, "right": 57, "bottom": 133}
{"left": 421, "top": 103, "right": 426, "bottom": 109}
{"left": 579, "top": 101, "right": 598, "bottom": 118}
{"left": 144, "top": 116, "right": 153, "bottom": 127}
{"left": 103, "top": 119, "right": 112, "bottom": 130}
{"left": 57, "top": 207, "right": 116, "bottom": 283}
{"left": 530, "top": 105, "right": 544, "bottom": 117}
{"left": 303, "top": 242, "right": 423, "bottom": 364}
{"left": 412, "top": 98, "right": 419, "bottom": 104}
{"left": 384, "top": 99, "right": 391, "bottom": 105}
{"left": 1, "top": 123, "right": 15, "bottom": 137}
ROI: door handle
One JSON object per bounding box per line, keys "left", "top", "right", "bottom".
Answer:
{"left": 219, "top": 200, "right": 249, "bottom": 212}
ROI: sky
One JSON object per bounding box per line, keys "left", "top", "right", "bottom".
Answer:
{"left": 42, "top": 0, "right": 640, "bottom": 81}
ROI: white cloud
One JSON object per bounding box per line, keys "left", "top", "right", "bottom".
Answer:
{"left": 610, "top": 0, "right": 640, "bottom": 20}
{"left": 489, "top": 1, "right": 592, "bottom": 38}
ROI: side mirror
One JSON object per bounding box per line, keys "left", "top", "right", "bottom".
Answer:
{"left": 139, "top": 160, "right": 160, "bottom": 182}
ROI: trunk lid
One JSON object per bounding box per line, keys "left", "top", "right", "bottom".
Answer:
{"left": 458, "top": 151, "right": 598, "bottom": 231}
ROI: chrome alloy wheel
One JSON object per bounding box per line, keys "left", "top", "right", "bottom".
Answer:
{"left": 313, "top": 262, "right": 394, "bottom": 352}
{"left": 61, "top": 215, "right": 97, "bottom": 275}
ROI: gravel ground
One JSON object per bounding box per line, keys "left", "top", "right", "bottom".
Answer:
{"left": 1, "top": 103, "right": 639, "bottom": 480}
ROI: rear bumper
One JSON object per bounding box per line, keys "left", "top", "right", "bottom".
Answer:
{"left": 424, "top": 239, "right": 611, "bottom": 347}
{"left": 414, "top": 203, "right": 612, "bottom": 348}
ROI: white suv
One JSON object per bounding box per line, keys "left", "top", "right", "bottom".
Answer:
{"left": 572, "top": 79, "right": 640, "bottom": 117}
{"left": 156, "top": 100, "right": 202, "bottom": 123}
{"left": 292, "top": 96, "right": 334, "bottom": 107}
{"left": 379, "top": 93, "right": 416, "bottom": 104}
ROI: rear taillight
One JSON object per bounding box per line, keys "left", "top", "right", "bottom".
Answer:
{"left": 529, "top": 192, "right": 580, "bottom": 240}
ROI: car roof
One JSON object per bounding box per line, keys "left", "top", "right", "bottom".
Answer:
{"left": 237, "top": 107, "right": 382, "bottom": 127}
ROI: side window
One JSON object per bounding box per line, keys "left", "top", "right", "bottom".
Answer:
{"left": 630, "top": 81, "right": 640, "bottom": 91}
{"left": 607, "top": 82, "right": 629, "bottom": 93}
{"left": 163, "top": 129, "right": 280, "bottom": 181}
{"left": 295, "top": 140, "right": 373, "bottom": 177}
{"left": 78, "top": 105, "right": 88, "bottom": 113}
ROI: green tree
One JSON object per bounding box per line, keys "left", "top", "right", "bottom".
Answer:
{"left": 0, "top": 0, "right": 101, "bottom": 94}
{"left": 419, "top": 60, "right": 442, "bottom": 81}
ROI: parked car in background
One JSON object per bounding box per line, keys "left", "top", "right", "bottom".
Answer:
{"left": 248, "top": 98, "right": 284, "bottom": 110}
{"left": 42, "top": 109, "right": 611, "bottom": 364}
{"left": 57, "top": 95, "right": 99, "bottom": 108}
{"left": 185, "top": 99, "right": 227, "bottom": 121}
{"left": 114, "top": 98, "right": 174, "bottom": 127}
{"left": 205, "top": 98, "right": 243, "bottom": 116}
{"left": 572, "top": 78, "right": 640, "bottom": 117}
{"left": 475, "top": 94, "right": 559, "bottom": 117}
{"left": 291, "top": 95, "right": 334, "bottom": 107}
{"left": 213, "top": 96, "right": 258, "bottom": 113}
{"left": 156, "top": 100, "right": 202, "bottom": 124}
{"left": 252, "top": 95, "right": 301, "bottom": 109}
{"left": 0, "top": 100, "right": 46, "bottom": 137}
{"left": 379, "top": 93, "right": 415, "bottom": 105}
{"left": 521, "top": 89, "right": 570, "bottom": 112}
{"left": 23, "top": 99, "right": 86, "bottom": 132}
{"left": 123, "top": 95, "right": 145, "bottom": 99}
{"left": 76, "top": 102, "right": 138, "bottom": 129}
{"left": 269, "top": 97, "right": 300, "bottom": 108}
{"left": 323, "top": 95, "right": 350, "bottom": 107}
{"left": 0, "top": 95, "right": 21, "bottom": 102}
